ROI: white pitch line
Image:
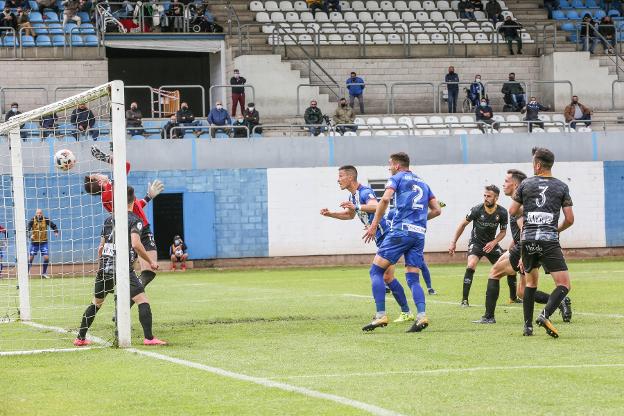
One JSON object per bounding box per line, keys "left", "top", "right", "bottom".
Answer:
{"left": 0, "top": 346, "right": 101, "bottom": 357}
{"left": 22, "top": 321, "right": 112, "bottom": 346}
{"left": 127, "top": 348, "right": 405, "bottom": 416}
{"left": 273, "top": 363, "right": 624, "bottom": 380}
{"left": 16, "top": 321, "right": 405, "bottom": 416}
{"left": 342, "top": 294, "right": 624, "bottom": 318}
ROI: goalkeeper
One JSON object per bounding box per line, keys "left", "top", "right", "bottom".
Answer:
{"left": 74, "top": 186, "right": 166, "bottom": 347}
{"left": 83, "top": 146, "right": 164, "bottom": 290}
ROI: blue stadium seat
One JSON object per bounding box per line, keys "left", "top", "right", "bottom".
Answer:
{"left": 559, "top": 0, "right": 571, "bottom": 8}
{"left": 52, "top": 35, "right": 65, "bottom": 46}
{"left": 45, "top": 11, "right": 59, "bottom": 22}
{"left": 80, "top": 23, "right": 96, "bottom": 34}
{"left": 131, "top": 135, "right": 145, "bottom": 140}
{"left": 143, "top": 120, "right": 164, "bottom": 133}
{"left": 566, "top": 10, "right": 581, "bottom": 19}
{"left": 146, "top": 134, "right": 162, "bottom": 140}
{"left": 251, "top": 133, "right": 263, "bottom": 138}
{"left": 36, "top": 34, "right": 52, "bottom": 46}
{"left": 70, "top": 34, "right": 84, "bottom": 46}
{"left": 3, "top": 36, "right": 17, "bottom": 46}
{"left": 84, "top": 34, "right": 98, "bottom": 46}
{"left": 29, "top": 11, "right": 43, "bottom": 22}
{"left": 21, "top": 35, "right": 36, "bottom": 47}
{"left": 47, "top": 23, "right": 63, "bottom": 34}
{"left": 215, "top": 132, "right": 229, "bottom": 139}
{"left": 29, "top": 0, "right": 38, "bottom": 10}
{"left": 552, "top": 10, "right": 566, "bottom": 19}
{"left": 77, "top": 11, "right": 89, "bottom": 22}
{"left": 33, "top": 23, "right": 48, "bottom": 35}
{"left": 585, "top": 0, "right": 598, "bottom": 7}
{"left": 571, "top": 0, "right": 584, "bottom": 8}
{"left": 64, "top": 22, "right": 77, "bottom": 33}
{"left": 0, "top": 1, "right": 5, "bottom": 9}
{"left": 608, "top": 9, "right": 621, "bottom": 17}
{"left": 593, "top": 9, "right": 606, "bottom": 19}
{"left": 96, "top": 136, "right": 110, "bottom": 142}
{"left": 61, "top": 135, "right": 76, "bottom": 142}
{"left": 561, "top": 22, "right": 577, "bottom": 31}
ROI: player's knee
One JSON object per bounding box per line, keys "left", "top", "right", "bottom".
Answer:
{"left": 405, "top": 272, "right": 420, "bottom": 287}
{"left": 93, "top": 298, "right": 104, "bottom": 308}
{"left": 132, "top": 293, "right": 148, "bottom": 304}
{"left": 382, "top": 268, "right": 394, "bottom": 283}
{"left": 170, "top": 255, "right": 176, "bottom": 262}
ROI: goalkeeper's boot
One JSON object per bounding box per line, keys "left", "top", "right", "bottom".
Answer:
{"left": 536, "top": 314, "right": 559, "bottom": 338}
{"left": 428, "top": 288, "right": 437, "bottom": 295}
{"left": 558, "top": 296, "right": 572, "bottom": 323}
{"left": 523, "top": 325, "right": 534, "bottom": 336}
{"left": 362, "top": 315, "right": 388, "bottom": 332}
{"left": 406, "top": 315, "right": 429, "bottom": 333}
{"left": 472, "top": 316, "right": 496, "bottom": 324}
{"left": 144, "top": 337, "right": 167, "bottom": 346}
{"left": 508, "top": 297, "right": 522, "bottom": 304}
{"left": 73, "top": 338, "right": 92, "bottom": 347}
{"left": 393, "top": 312, "right": 415, "bottom": 323}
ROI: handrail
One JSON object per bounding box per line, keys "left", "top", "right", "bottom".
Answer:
{"left": 389, "top": 82, "right": 436, "bottom": 113}
{"left": 225, "top": 0, "right": 241, "bottom": 37}
{"left": 436, "top": 81, "right": 481, "bottom": 113}
{"left": 574, "top": 23, "right": 622, "bottom": 78}
{"left": 296, "top": 83, "right": 342, "bottom": 115}
{"left": 208, "top": 84, "right": 256, "bottom": 108}
{"left": 0, "top": 26, "right": 18, "bottom": 58}
{"left": 251, "top": 123, "right": 330, "bottom": 136}
{"left": 159, "top": 84, "right": 206, "bottom": 117}
{"left": 344, "top": 82, "right": 390, "bottom": 113}
{"left": 169, "top": 125, "right": 250, "bottom": 139}
{"left": 68, "top": 26, "right": 100, "bottom": 58}
{"left": 53, "top": 86, "right": 95, "bottom": 102}
{"left": 528, "top": 80, "right": 573, "bottom": 110}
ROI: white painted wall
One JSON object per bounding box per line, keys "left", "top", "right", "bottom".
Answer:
{"left": 267, "top": 162, "right": 605, "bottom": 257}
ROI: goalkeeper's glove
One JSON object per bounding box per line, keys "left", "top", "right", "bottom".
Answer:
{"left": 91, "top": 145, "right": 112, "bottom": 164}
{"left": 146, "top": 180, "right": 164, "bottom": 200}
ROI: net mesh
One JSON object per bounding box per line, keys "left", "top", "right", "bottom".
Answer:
{"left": 0, "top": 88, "right": 120, "bottom": 352}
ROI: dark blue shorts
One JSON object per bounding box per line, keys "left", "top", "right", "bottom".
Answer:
{"left": 377, "top": 231, "right": 425, "bottom": 267}
{"left": 29, "top": 242, "right": 49, "bottom": 256}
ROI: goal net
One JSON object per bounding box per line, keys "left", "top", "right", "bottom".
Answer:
{"left": 0, "top": 81, "right": 132, "bottom": 354}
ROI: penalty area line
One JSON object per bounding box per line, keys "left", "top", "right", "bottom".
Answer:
{"left": 127, "top": 348, "right": 406, "bottom": 416}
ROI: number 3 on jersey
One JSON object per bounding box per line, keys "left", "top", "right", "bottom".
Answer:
{"left": 411, "top": 185, "right": 424, "bottom": 210}
{"left": 536, "top": 186, "right": 548, "bottom": 208}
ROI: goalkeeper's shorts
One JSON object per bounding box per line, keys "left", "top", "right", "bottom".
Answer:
{"left": 94, "top": 270, "right": 145, "bottom": 299}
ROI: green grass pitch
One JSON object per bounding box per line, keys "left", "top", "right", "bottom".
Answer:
{"left": 1, "top": 260, "right": 623, "bottom": 416}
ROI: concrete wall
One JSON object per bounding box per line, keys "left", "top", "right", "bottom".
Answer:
{"left": 0, "top": 60, "right": 108, "bottom": 113}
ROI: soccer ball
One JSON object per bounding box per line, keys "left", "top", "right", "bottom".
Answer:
{"left": 175, "top": 249, "right": 183, "bottom": 257}
{"left": 54, "top": 149, "right": 76, "bottom": 171}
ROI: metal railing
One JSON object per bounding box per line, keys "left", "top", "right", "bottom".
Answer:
{"left": 390, "top": 82, "right": 436, "bottom": 113}
{"left": 209, "top": 84, "right": 256, "bottom": 108}
{"left": 573, "top": 24, "right": 622, "bottom": 78}
{"left": 169, "top": 125, "right": 251, "bottom": 139}
{"left": 158, "top": 84, "right": 206, "bottom": 117}
{"left": 0, "top": 27, "right": 18, "bottom": 58}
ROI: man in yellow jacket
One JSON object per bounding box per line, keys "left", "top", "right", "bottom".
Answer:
{"left": 27, "top": 209, "right": 58, "bottom": 279}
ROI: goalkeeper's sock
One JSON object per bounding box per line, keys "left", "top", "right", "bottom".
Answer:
{"left": 42, "top": 259, "right": 49, "bottom": 275}
{"left": 421, "top": 262, "right": 433, "bottom": 290}
{"left": 507, "top": 275, "right": 517, "bottom": 300}
{"left": 387, "top": 278, "right": 410, "bottom": 313}
{"left": 139, "top": 270, "right": 156, "bottom": 287}
{"left": 78, "top": 303, "right": 99, "bottom": 340}
{"left": 138, "top": 303, "right": 153, "bottom": 340}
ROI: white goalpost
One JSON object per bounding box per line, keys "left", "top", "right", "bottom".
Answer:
{"left": 0, "top": 81, "right": 132, "bottom": 352}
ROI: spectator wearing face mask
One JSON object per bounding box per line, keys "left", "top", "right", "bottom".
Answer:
{"left": 520, "top": 96, "right": 550, "bottom": 132}
{"left": 5, "top": 102, "right": 27, "bottom": 139}
{"left": 230, "top": 69, "right": 247, "bottom": 117}
{"left": 169, "top": 235, "right": 188, "bottom": 271}
{"left": 126, "top": 102, "right": 143, "bottom": 137}
{"left": 71, "top": 103, "right": 98, "bottom": 139}
{"left": 501, "top": 72, "right": 525, "bottom": 111}
{"left": 162, "top": 114, "right": 180, "bottom": 139}
{"left": 16, "top": 7, "right": 35, "bottom": 38}
{"left": 244, "top": 103, "right": 262, "bottom": 135}
{"left": 475, "top": 99, "right": 499, "bottom": 132}
{"left": 0, "top": 7, "right": 17, "bottom": 31}
{"left": 445, "top": 66, "right": 460, "bottom": 113}
{"left": 333, "top": 98, "right": 357, "bottom": 135}
{"left": 41, "top": 112, "right": 58, "bottom": 138}
{"left": 469, "top": 75, "right": 486, "bottom": 107}
{"left": 176, "top": 101, "right": 200, "bottom": 136}
{"left": 232, "top": 115, "right": 249, "bottom": 138}
{"left": 304, "top": 100, "right": 325, "bottom": 136}
{"left": 207, "top": 101, "right": 232, "bottom": 138}
{"left": 346, "top": 71, "right": 365, "bottom": 114}
{"left": 564, "top": 95, "right": 592, "bottom": 130}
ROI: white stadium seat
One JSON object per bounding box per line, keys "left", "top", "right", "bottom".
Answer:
{"left": 416, "top": 33, "right": 431, "bottom": 43}
{"left": 279, "top": 1, "right": 294, "bottom": 11}
{"left": 500, "top": 128, "right": 514, "bottom": 133}
{"left": 354, "top": 117, "right": 366, "bottom": 125}
{"left": 372, "top": 33, "right": 387, "bottom": 44}
{"left": 366, "top": 1, "right": 381, "bottom": 11}
{"left": 552, "top": 114, "right": 566, "bottom": 124}
{"left": 383, "top": 116, "right": 398, "bottom": 125}
{"left": 360, "top": 130, "right": 372, "bottom": 136}
{"left": 547, "top": 127, "right": 562, "bottom": 133}
{"left": 344, "top": 11, "right": 359, "bottom": 22}
{"left": 388, "top": 33, "right": 403, "bottom": 43}
{"left": 328, "top": 34, "right": 343, "bottom": 44}
{"left": 460, "top": 115, "right": 476, "bottom": 127}
{"left": 380, "top": 1, "right": 395, "bottom": 10}
{"left": 444, "top": 11, "right": 459, "bottom": 21}
{"left": 265, "top": 1, "right": 280, "bottom": 12}
{"left": 294, "top": 1, "right": 308, "bottom": 11}
{"left": 422, "top": 129, "right": 437, "bottom": 136}
{"left": 330, "top": 12, "right": 344, "bottom": 22}
{"left": 359, "top": 12, "right": 374, "bottom": 22}
{"left": 300, "top": 11, "right": 314, "bottom": 22}
{"left": 286, "top": 12, "right": 300, "bottom": 22}
{"left": 538, "top": 114, "right": 551, "bottom": 122}
{"left": 466, "top": 22, "right": 480, "bottom": 32}
{"left": 409, "top": 1, "right": 423, "bottom": 11}
{"left": 437, "top": 129, "right": 451, "bottom": 135}
{"left": 532, "top": 127, "right": 546, "bottom": 133}
{"left": 422, "top": 1, "right": 436, "bottom": 10}
{"left": 469, "top": 128, "right": 484, "bottom": 134}
{"left": 352, "top": 1, "right": 366, "bottom": 11}
{"left": 438, "top": 1, "right": 451, "bottom": 10}
{"left": 376, "top": 130, "right": 390, "bottom": 136}
{"left": 387, "top": 11, "right": 402, "bottom": 22}
{"left": 429, "top": 115, "right": 445, "bottom": 127}
{"left": 271, "top": 12, "right": 285, "bottom": 22}
{"left": 315, "top": 12, "right": 330, "bottom": 22}
{"left": 474, "top": 11, "right": 486, "bottom": 20}
{"left": 390, "top": 130, "right": 406, "bottom": 136}
{"left": 367, "top": 117, "right": 382, "bottom": 127}
{"left": 453, "top": 129, "right": 468, "bottom": 135}
{"left": 398, "top": 116, "right": 414, "bottom": 127}
{"left": 416, "top": 11, "right": 430, "bottom": 21}
{"left": 373, "top": 11, "right": 388, "bottom": 22}
{"left": 414, "top": 116, "right": 429, "bottom": 127}
{"left": 460, "top": 33, "right": 475, "bottom": 43}
{"left": 250, "top": 1, "right": 264, "bottom": 12}
{"left": 430, "top": 11, "right": 444, "bottom": 22}
{"left": 402, "top": 11, "right": 417, "bottom": 21}
{"left": 256, "top": 12, "right": 270, "bottom": 23}
{"left": 344, "top": 131, "right": 357, "bottom": 136}
{"left": 444, "top": 115, "right": 459, "bottom": 125}
{"left": 395, "top": 1, "right": 409, "bottom": 11}
{"left": 475, "top": 33, "right": 489, "bottom": 43}
{"left": 340, "top": 0, "right": 351, "bottom": 10}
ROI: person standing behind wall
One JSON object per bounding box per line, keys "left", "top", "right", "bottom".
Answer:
{"left": 346, "top": 71, "right": 365, "bottom": 114}
{"left": 230, "top": 69, "right": 247, "bottom": 117}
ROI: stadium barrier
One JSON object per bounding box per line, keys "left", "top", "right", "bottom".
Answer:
{"left": 208, "top": 84, "right": 256, "bottom": 109}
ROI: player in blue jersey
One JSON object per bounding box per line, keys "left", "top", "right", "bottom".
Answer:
{"left": 321, "top": 165, "right": 414, "bottom": 322}
{"left": 362, "top": 153, "right": 442, "bottom": 333}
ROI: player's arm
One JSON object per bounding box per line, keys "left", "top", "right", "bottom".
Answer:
{"left": 47, "top": 218, "right": 59, "bottom": 236}
{"left": 142, "top": 180, "right": 165, "bottom": 205}
{"left": 363, "top": 188, "right": 394, "bottom": 243}
{"left": 508, "top": 200, "right": 522, "bottom": 217}
{"left": 131, "top": 232, "right": 158, "bottom": 270}
{"left": 320, "top": 207, "right": 356, "bottom": 220}
{"left": 428, "top": 197, "right": 442, "bottom": 220}
{"left": 484, "top": 228, "right": 506, "bottom": 253}
{"left": 97, "top": 236, "right": 105, "bottom": 258}
{"left": 558, "top": 206, "right": 574, "bottom": 233}
{"left": 449, "top": 218, "right": 470, "bottom": 255}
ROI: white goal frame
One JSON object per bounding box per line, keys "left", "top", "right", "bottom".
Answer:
{"left": 0, "top": 81, "right": 132, "bottom": 347}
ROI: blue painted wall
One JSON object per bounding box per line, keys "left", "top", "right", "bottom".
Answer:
{"left": 604, "top": 161, "right": 624, "bottom": 247}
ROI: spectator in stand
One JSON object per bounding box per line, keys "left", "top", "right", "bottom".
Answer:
{"left": 126, "top": 102, "right": 143, "bottom": 136}
{"left": 346, "top": 71, "right": 365, "bottom": 114}
{"left": 543, "top": 0, "right": 560, "bottom": 19}
{"left": 499, "top": 15, "right": 523, "bottom": 55}
{"left": 230, "top": 69, "right": 247, "bottom": 117}
{"left": 71, "top": 103, "right": 98, "bottom": 139}
{"left": 598, "top": 15, "right": 616, "bottom": 55}
{"left": 207, "top": 101, "right": 232, "bottom": 137}
{"left": 232, "top": 115, "right": 248, "bottom": 138}
{"left": 564, "top": 95, "right": 592, "bottom": 129}
{"left": 306, "top": 0, "right": 326, "bottom": 14}
{"left": 521, "top": 96, "right": 550, "bottom": 132}
{"left": 445, "top": 66, "right": 460, "bottom": 113}
{"left": 304, "top": 100, "right": 325, "bottom": 136}
{"left": 62, "top": 0, "right": 82, "bottom": 27}
{"left": 333, "top": 98, "right": 357, "bottom": 135}
{"left": 176, "top": 101, "right": 200, "bottom": 136}
{"left": 167, "top": 0, "right": 184, "bottom": 32}
{"left": 16, "top": 8, "right": 35, "bottom": 37}
{"left": 243, "top": 102, "right": 262, "bottom": 135}
{"left": 470, "top": 0, "right": 484, "bottom": 11}
{"left": 458, "top": 0, "right": 476, "bottom": 20}
{"left": 36, "top": 0, "right": 59, "bottom": 13}
{"left": 1, "top": 7, "right": 17, "bottom": 31}
{"left": 5, "top": 102, "right": 27, "bottom": 139}
{"left": 40, "top": 112, "right": 58, "bottom": 138}
{"left": 580, "top": 13, "right": 598, "bottom": 54}
{"left": 501, "top": 72, "right": 525, "bottom": 111}
{"left": 325, "top": 0, "right": 341, "bottom": 12}
{"left": 5, "top": 0, "right": 28, "bottom": 9}
{"left": 475, "top": 98, "right": 499, "bottom": 132}
{"left": 162, "top": 114, "right": 180, "bottom": 139}
{"left": 169, "top": 235, "right": 188, "bottom": 271}
{"left": 485, "top": 0, "right": 503, "bottom": 24}
{"left": 469, "top": 74, "right": 486, "bottom": 107}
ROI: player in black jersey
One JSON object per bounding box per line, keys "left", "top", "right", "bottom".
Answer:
{"left": 449, "top": 185, "right": 510, "bottom": 306}
{"left": 509, "top": 147, "right": 575, "bottom": 338}
{"left": 73, "top": 186, "right": 167, "bottom": 346}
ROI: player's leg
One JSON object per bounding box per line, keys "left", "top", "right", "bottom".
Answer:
{"left": 75, "top": 272, "right": 112, "bottom": 346}
{"left": 421, "top": 261, "right": 436, "bottom": 294}
{"left": 402, "top": 237, "right": 429, "bottom": 333}
{"left": 27, "top": 243, "right": 37, "bottom": 271}
{"left": 383, "top": 265, "right": 413, "bottom": 322}
{"left": 130, "top": 272, "right": 166, "bottom": 345}
{"left": 41, "top": 243, "right": 50, "bottom": 278}
{"left": 521, "top": 244, "right": 541, "bottom": 336}
{"left": 181, "top": 253, "right": 188, "bottom": 271}
{"left": 362, "top": 254, "right": 393, "bottom": 331}
{"left": 170, "top": 254, "right": 177, "bottom": 271}
{"left": 473, "top": 250, "right": 516, "bottom": 324}
{"left": 461, "top": 254, "right": 480, "bottom": 306}
{"left": 138, "top": 226, "right": 157, "bottom": 287}
{"left": 536, "top": 243, "right": 571, "bottom": 337}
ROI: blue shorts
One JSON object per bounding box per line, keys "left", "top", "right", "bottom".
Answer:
{"left": 29, "top": 242, "right": 49, "bottom": 256}
{"left": 377, "top": 231, "right": 425, "bottom": 268}
{"left": 374, "top": 231, "right": 386, "bottom": 248}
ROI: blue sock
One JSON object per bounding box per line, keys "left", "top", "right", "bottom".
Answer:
{"left": 421, "top": 262, "right": 432, "bottom": 289}
{"left": 406, "top": 272, "right": 426, "bottom": 314}
{"left": 42, "top": 259, "right": 49, "bottom": 275}
{"left": 369, "top": 264, "right": 387, "bottom": 314}
{"left": 387, "top": 279, "right": 410, "bottom": 313}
